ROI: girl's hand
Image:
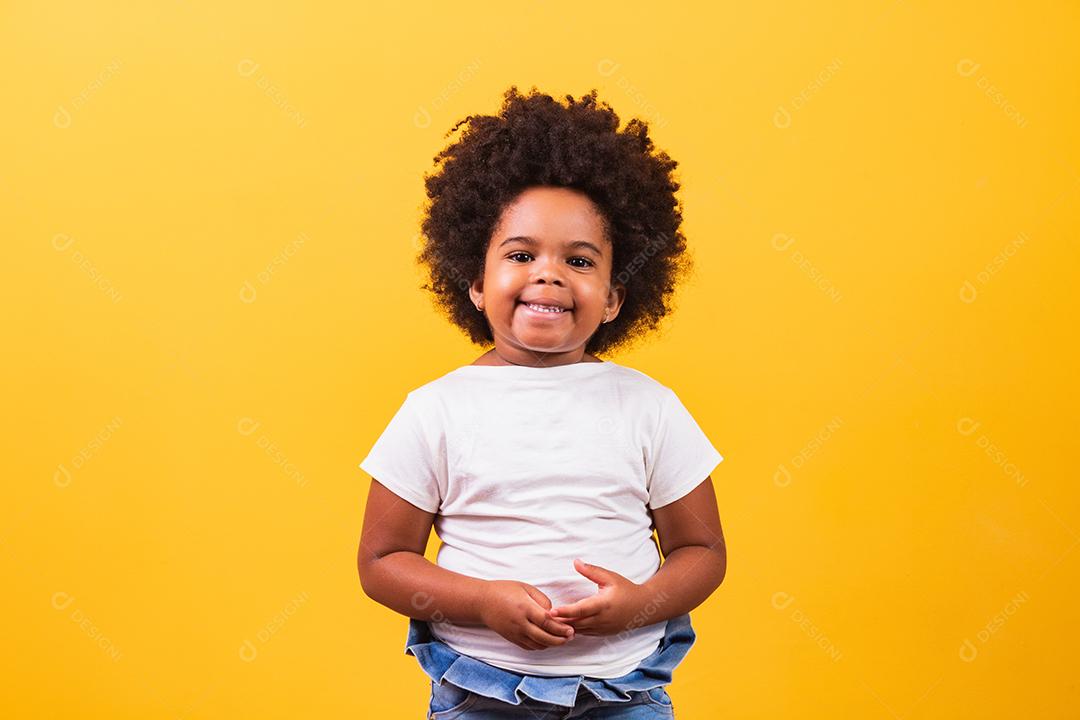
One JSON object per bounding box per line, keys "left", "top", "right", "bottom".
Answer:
{"left": 479, "top": 580, "right": 576, "bottom": 651}
{"left": 547, "top": 559, "right": 648, "bottom": 636}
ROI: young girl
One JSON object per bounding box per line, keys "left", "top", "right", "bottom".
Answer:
{"left": 358, "top": 86, "right": 726, "bottom": 718}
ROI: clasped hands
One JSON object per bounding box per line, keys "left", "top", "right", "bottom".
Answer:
{"left": 479, "top": 558, "right": 649, "bottom": 652}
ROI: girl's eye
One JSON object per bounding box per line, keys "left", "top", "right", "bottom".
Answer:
{"left": 507, "top": 252, "right": 594, "bottom": 268}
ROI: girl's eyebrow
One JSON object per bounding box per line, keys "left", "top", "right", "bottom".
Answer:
{"left": 498, "top": 235, "right": 603, "bottom": 256}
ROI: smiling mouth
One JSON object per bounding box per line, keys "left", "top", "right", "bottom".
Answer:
{"left": 519, "top": 301, "right": 571, "bottom": 315}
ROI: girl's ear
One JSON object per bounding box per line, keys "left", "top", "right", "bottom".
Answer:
{"left": 468, "top": 277, "right": 484, "bottom": 311}
{"left": 605, "top": 281, "right": 627, "bottom": 322}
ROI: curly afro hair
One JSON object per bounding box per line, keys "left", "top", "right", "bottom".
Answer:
{"left": 417, "top": 85, "right": 694, "bottom": 356}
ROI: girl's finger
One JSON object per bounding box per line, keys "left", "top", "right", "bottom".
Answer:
{"left": 528, "top": 607, "right": 575, "bottom": 638}
{"left": 558, "top": 609, "right": 600, "bottom": 626}
{"left": 549, "top": 605, "right": 583, "bottom": 619}
{"left": 568, "top": 617, "right": 597, "bottom": 633}
{"left": 550, "top": 599, "right": 601, "bottom": 619}
{"left": 524, "top": 619, "right": 573, "bottom": 647}
{"left": 515, "top": 633, "right": 544, "bottom": 651}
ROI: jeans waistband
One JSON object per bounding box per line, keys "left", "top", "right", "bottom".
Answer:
{"left": 404, "top": 613, "right": 696, "bottom": 708}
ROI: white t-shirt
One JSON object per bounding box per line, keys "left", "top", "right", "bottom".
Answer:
{"left": 358, "top": 360, "right": 724, "bottom": 678}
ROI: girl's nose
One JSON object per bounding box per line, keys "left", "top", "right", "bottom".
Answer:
{"left": 530, "top": 258, "right": 567, "bottom": 285}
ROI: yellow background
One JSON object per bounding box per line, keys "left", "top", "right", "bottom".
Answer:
{"left": 3, "top": 1, "right": 1078, "bottom": 717}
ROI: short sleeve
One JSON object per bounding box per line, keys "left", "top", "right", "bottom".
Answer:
{"left": 646, "top": 387, "right": 724, "bottom": 510}
{"left": 358, "top": 392, "right": 444, "bottom": 513}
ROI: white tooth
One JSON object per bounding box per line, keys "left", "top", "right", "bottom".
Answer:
{"left": 527, "top": 303, "right": 562, "bottom": 313}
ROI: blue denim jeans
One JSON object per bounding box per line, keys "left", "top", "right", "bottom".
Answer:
{"left": 405, "top": 613, "right": 695, "bottom": 719}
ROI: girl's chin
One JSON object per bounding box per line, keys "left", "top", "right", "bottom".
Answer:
{"left": 501, "top": 325, "right": 581, "bottom": 349}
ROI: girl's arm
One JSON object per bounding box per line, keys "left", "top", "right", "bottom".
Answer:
{"left": 358, "top": 479, "right": 577, "bottom": 648}
{"left": 643, "top": 476, "right": 727, "bottom": 618}
{"left": 357, "top": 479, "right": 487, "bottom": 626}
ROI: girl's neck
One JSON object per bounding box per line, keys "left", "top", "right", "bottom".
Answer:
{"left": 471, "top": 348, "right": 603, "bottom": 367}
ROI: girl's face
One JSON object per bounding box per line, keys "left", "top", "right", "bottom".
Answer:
{"left": 469, "top": 186, "right": 625, "bottom": 366}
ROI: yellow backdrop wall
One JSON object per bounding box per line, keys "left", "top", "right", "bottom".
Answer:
{"left": 3, "top": 1, "right": 1078, "bottom": 717}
